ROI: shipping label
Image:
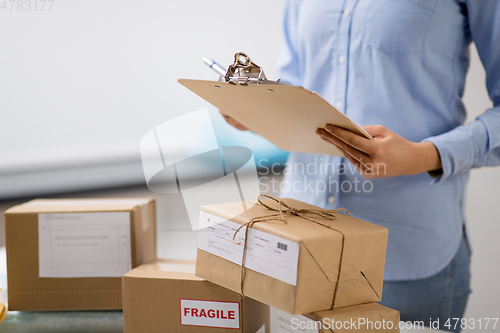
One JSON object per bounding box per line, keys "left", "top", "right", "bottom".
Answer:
{"left": 198, "top": 211, "right": 300, "bottom": 286}
{"left": 25, "top": 198, "right": 151, "bottom": 206}
{"left": 38, "top": 212, "right": 132, "bottom": 278}
{"left": 270, "top": 307, "right": 319, "bottom": 333}
{"left": 180, "top": 299, "right": 240, "bottom": 329}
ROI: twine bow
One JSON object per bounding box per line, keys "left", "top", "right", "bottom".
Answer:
{"left": 232, "top": 195, "right": 349, "bottom": 305}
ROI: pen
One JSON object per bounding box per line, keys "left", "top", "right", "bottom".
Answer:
{"left": 203, "top": 57, "right": 227, "bottom": 76}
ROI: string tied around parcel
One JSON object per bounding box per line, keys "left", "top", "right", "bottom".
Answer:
{"left": 232, "top": 194, "right": 349, "bottom": 301}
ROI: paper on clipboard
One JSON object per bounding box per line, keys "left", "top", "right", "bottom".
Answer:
{"left": 178, "top": 78, "right": 372, "bottom": 156}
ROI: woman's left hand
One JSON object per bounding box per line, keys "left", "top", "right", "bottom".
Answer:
{"left": 316, "top": 125, "right": 442, "bottom": 178}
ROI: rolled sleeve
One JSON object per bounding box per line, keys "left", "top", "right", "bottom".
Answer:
{"left": 423, "top": 120, "right": 489, "bottom": 183}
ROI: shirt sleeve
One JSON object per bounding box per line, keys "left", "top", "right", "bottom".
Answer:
{"left": 423, "top": 0, "right": 500, "bottom": 183}
{"left": 276, "top": 0, "right": 302, "bottom": 86}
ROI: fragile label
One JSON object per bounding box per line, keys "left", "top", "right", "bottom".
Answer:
{"left": 38, "top": 212, "right": 132, "bottom": 278}
{"left": 198, "top": 211, "right": 300, "bottom": 286}
{"left": 270, "top": 307, "right": 319, "bottom": 333}
{"left": 180, "top": 299, "right": 240, "bottom": 329}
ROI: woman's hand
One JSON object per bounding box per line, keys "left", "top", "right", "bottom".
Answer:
{"left": 220, "top": 110, "right": 249, "bottom": 131}
{"left": 316, "top": 125, "right": 442, "bottom": 178}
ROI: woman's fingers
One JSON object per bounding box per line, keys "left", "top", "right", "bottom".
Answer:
{"left": 324, "top": 125, "right": 374, "bottom": 154}
{"left": 317, "top": 129, "right": 370, "bottom": 164}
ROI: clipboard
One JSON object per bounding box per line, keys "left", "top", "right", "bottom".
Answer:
{"left": 178, "top": 53, "right": 372, "bottom": 156}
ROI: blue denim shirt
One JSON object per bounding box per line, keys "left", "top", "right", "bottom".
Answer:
{"left": 277, "top": 0, "right": 500, "bottom": 280}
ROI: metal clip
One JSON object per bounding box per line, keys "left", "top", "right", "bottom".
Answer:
{"left": 222, "top": 52, "right": 281, "bottom": 85}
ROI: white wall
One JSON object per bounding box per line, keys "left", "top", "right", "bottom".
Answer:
{"left": 461, "top": 45, "right": 500, "bottom": 325}
{"left": 0, "top": 0, "right": 286, "bottom": 198}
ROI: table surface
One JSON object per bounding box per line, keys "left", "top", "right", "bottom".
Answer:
{"left": 1, "top": 311, "right": 123, "bottom": 333}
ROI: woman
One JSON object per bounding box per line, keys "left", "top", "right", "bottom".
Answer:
{"left": 222, "top": 1, "right": 500, "bottom": 332}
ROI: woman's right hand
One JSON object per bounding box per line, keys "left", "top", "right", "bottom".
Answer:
{"left": 219, "top": 110, "right": 249, "bottom": 131}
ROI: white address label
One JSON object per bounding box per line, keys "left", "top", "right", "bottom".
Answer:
{"left": 270, "top": 307, "right": 319, "bottom": 333}
{"left": 38, "top": 212, "right": 132, "bottom": 278}
{"left": 198, "top": 211, "right": 300, "bottom": 286}
{"left": 180, "top": 299, "right": 240, "bottom": 329}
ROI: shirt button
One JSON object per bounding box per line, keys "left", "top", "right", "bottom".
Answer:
{"left": 335, "top": 101, "right": 342, "bottom": 109}
{"left": 328, "top": 196, "right": 336, "bottom": 205}
{"left": 338, "top": 56, "right": 345, "bottom": 64}
{"left": 343, "top": 9, "right": 350, "bottom": 16}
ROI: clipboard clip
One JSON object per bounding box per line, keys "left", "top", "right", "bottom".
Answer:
{"left": 221, "top": 52, "right": 281, "bottom": 85}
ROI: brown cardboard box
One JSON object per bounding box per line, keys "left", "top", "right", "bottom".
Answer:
{"left": 122, "top": 259, "right": 269, "bottom": 333}
{"left": 196, "top": 198, "right": 388, "bottom": 315}
{"left": 5, "top": 198, "right": 156, "bottom": 311}
{"left": 270, "top": 303, "right": 400, "bottom": 332}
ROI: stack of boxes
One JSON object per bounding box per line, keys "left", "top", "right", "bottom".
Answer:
{"left": 193, "top": 198, "right": 400, "bottom": 332}
{"left": 4, "top": 197, "right": 400, "bottom": 332}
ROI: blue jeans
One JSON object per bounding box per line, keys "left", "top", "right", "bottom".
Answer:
{"left": 380, "top": 229, "right": 471, "bottom": 333}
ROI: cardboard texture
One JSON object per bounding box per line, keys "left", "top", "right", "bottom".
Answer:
{"left": 271, "top": 303, "right": 400, "bottom": 332}
{"left": 196, "top": 198, "right": 388, "bottom": 315}
{"left": 122, "top": 259, "right": 270, "bottom": 333}
{"left": 308, "top": 303, "right": 400, "bottom": 332}
{"left": 178, "top": 79, "right": 372, "bottom": 156}
{"left": 4, "top": 198, "right": 156, "bottom": 311}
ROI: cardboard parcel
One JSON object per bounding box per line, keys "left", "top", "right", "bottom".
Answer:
{"left": 122, "top": 259, "right": 269, "bottom": 333}
{"left": 196, "top": 197, "right": 388, "bottom": 314}
{"left": 270, "top": 302, "right": 400, "bottom": 332}
{"left": 4, "top": 198, "right": 156, "bottom": 311}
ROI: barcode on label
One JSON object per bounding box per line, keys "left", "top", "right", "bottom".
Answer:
{"left": 277, "top": 242, "right": 287, "bottom": 251}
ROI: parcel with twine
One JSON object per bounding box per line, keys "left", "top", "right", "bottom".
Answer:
{"left": 195, "top": 195, "right": 389, "bottom": 315}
